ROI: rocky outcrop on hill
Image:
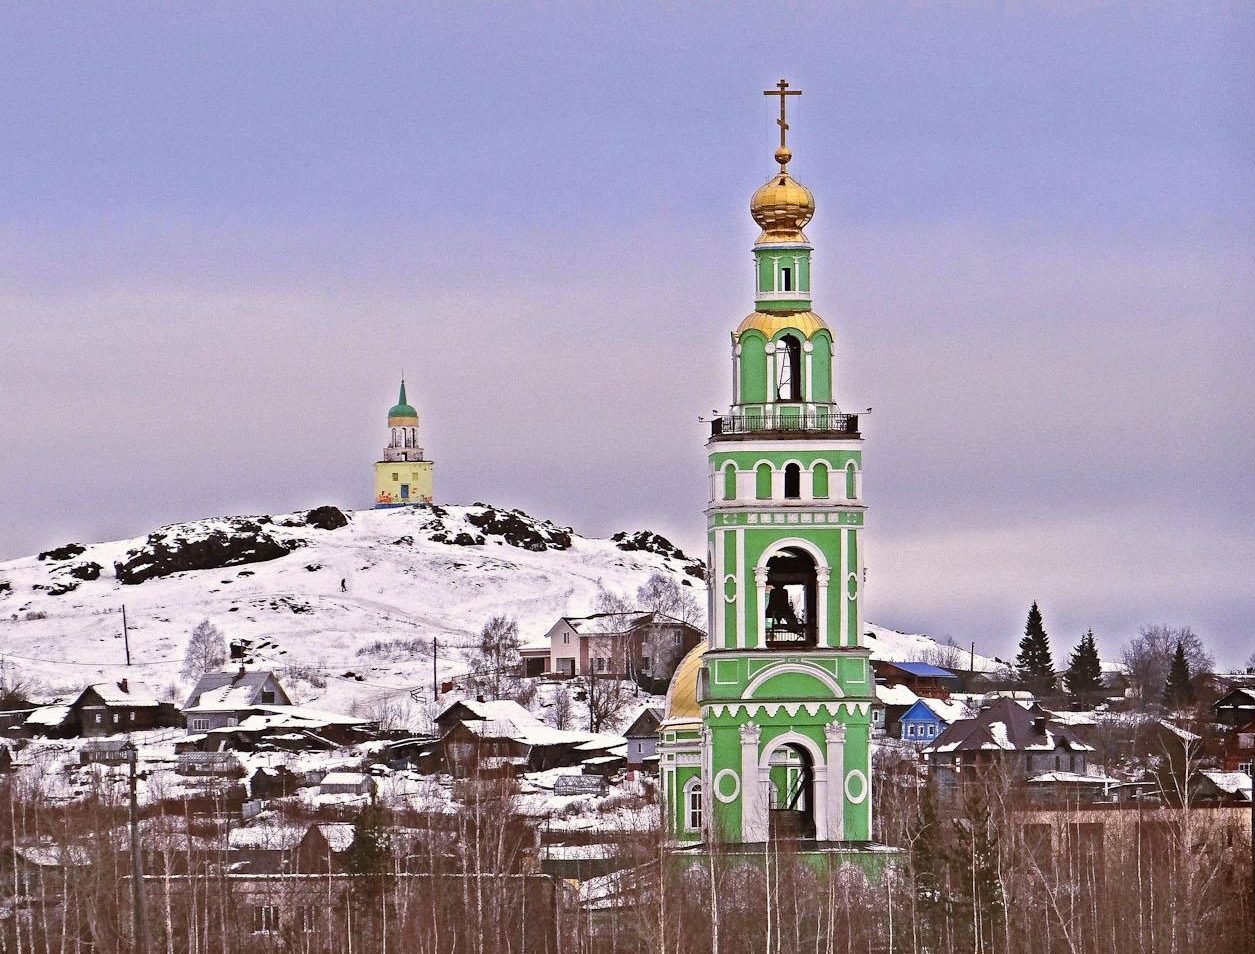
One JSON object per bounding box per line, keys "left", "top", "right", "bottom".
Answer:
{"left": 276, "top": 506, "right": 349, "bottom": 531}
{"left": 466, "top": 507, "right": 572, "bottom": 551}
{"left": 612, "top": 530, "right": 706, "bottom": 580}
{"left": 114, "top": 518, "right": 302, "bottom": 585}
{"left": 38, "top": 543, "right": 85, "bottom": 562}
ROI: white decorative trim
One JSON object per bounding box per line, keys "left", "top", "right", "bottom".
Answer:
{"left": 735, "top": 529, "right": 745, "bottom": 649}
{"left": 714, "top": 768, "right": 741, "bottom": 803}
{"left": 845, "top": 769, "right": 868, "bottom": 804}
{"left": 743, "top": 662, "right": 846, "bottom": 700}
{"left": 722, "top": 573, "right": 737, "bottom": 604}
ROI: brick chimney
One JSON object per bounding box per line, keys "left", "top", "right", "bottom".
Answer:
{"left": 118, "top": 678, "right": 128, "bottom": 694}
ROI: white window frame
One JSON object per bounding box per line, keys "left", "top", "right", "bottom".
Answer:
{"left": 683, "top": 777, "right": 703, "bottom": 832}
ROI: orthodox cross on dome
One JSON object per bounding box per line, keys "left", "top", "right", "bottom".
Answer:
{"left": 763, "top": 78, "right": 802, "bottom": 171}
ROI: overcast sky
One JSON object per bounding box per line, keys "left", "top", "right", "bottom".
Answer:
{"left": 1, "top": 4, "right": 1252, "bottom": 667}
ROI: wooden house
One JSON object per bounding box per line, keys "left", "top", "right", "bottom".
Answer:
{"left": 871, "top": 661, "right": 958, "bottom": 700}
{"left": 182, "top": 668, "right": 292, "bottom": 733}
{"left": 623, "top": 707, "right": 663, "bottom": 766}
{"left": 897, "top": 697, "right": 969, "bottom": 743}
{"left": 318, "top": 771, "right": 376, "bottom": 797}
{"left": 923, "top": 698, "right": 1094, "bottom": 799}
{"left": 70, "top": 679, "right": 162, "bottom": 737}
{"left": 1219, "top": 718, "right": 1255, "bottom": 773}
{"left": 1212, "top": 687, "right": 1255, "bottom": 727}
{"left": 227, "top": 822, "right": 352, "bottom": 874}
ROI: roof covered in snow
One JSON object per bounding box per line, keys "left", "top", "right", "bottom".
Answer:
{"left": 184, "top": 669, "right": 286, "bottom": 712}
{"left": 1198, "top": 770, "right": 1252, "bottom": 800}
{"left": 80, "top": 680, "right": 160, "bottom": 707}
{"left": 875, "top": 683, "right": 919, "bottom": 707}
{"left": 439, "top": 698, "right": 541, "bottom": 728}
{"left": 924, "top": 698, "right": 1094, "bottom": 755}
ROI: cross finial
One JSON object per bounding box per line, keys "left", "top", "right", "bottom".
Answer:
{"left": 763, "top": 78, "right": 802, "bottom": 171}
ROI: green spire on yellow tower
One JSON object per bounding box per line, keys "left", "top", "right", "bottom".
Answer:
{"left": 388, "top": 379, "right": 418, "bottom": 421}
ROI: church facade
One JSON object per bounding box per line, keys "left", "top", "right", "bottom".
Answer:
{"left": 373, "top": 380, "right": 435, "bottom": 507}
{"left": 660, "top": 81, "right": 873, "bottom": 847}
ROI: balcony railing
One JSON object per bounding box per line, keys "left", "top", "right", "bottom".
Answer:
{"left": 711, "top": 411, "right": 859, "bottom": 439}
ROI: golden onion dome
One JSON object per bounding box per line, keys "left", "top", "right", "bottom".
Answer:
{"left": 735, "top": 310, "right": 830, "bottom": 339}
{"left": 664, "top": 644, "right": 706, "bottom": 721}
{"left": 750, "top": 170, "right": 814, "bottom": 245}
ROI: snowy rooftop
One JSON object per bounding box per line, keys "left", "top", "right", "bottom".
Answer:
{"left": 1199, "top": 770, "right": 1252, "bottom": 799}
{"left": 919, "top": 698, "right": 970, "bottom": 723}
{"left": 875, "top": 683, "right": 918, "bottom": 707}
{"left": 85, "top": 680, "right": 160, "bottom": 707}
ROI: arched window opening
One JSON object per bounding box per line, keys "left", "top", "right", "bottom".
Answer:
{"left": 722, "top": 463, "right": 737, "bottom": 501}
{"left": 784, "top": 463, "right": 801, "bottom": 499}
{"left": 684, "top": 778, "right": 703, "bottom": 832}
{"left": 776, "top": 335, "right": 802, "bottom": 402}
{"left": 767, "top": 744, "right": 816, "bottom": 840}
{"left": 780, "top": 266, "right": 793, "bottom": 292}
{"left": 845, "top": 461, "right": 858, "bottom": 500}
{"left": 755, "top": 463, "right": 773, "bottom": 500}
{"left": 764, "top": 548, "right": 818, "bottom": 647}
{"left": 813, "top": 462, "right": 829, "bottom": 499}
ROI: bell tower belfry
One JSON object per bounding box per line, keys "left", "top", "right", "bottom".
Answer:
{"left": 661, "top": 80, "right": 873, "bottom": 847}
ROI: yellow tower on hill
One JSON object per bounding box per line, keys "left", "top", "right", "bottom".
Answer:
{"left": 373, "top": 379, "right": 434, "bottom": 507}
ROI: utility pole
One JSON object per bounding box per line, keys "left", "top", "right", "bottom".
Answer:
{"left": 969, "top": 641, "right": 975, "bottom": 674}
{"left": 432, "top": 638, "right": 438, "bottom": 699}
{"left": 122, "top": 740, "right": 146, "bottom": 954}
{"left": 122, "top": 604, "right": 131, "bottom": 666}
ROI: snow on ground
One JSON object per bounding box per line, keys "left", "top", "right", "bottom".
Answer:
{"left": 863, "top": 624, "right": 1001, "bottom": 672}
{"left": 0, "top": 504, "right": 705, "bottom": 718}
{"left": 1, "top": 503, "right": 985, "bottom": 725}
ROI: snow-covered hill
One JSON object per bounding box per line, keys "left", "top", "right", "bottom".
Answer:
{"left": 0, "top": 502, "right": 997, "bottom": 716}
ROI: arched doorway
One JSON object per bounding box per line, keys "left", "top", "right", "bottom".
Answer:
{"left": 767, "top": 742, "right": 816, "bottom": 839}
{"left": 764, "top": 547, "right": 818, "bottom": 646}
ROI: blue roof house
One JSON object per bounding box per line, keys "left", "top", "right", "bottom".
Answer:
{"left": 898, "top": 698, "right": 969, "bottom": 743}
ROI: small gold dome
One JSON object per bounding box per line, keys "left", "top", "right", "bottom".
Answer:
{"left": 735, "top": 310, "right": 830, "bottom": 339}
{"left": 751, "top": 171, "right": 814, "bottom": 245}
{"left": 664, "top": 644, "right": 705, "bottom": 721}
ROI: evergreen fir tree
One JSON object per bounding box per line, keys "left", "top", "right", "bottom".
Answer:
{"left": 1162, "top": 640, "right": 1195, "bottom": 709}
{"left": 1063, "top": 629, "right": 1103, "bottom": 702}
{"left": 1015, "top": 601, "right": 1056, "bottom": 695}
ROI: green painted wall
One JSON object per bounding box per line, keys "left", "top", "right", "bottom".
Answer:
{"left": 738, "top": 333, "right": 768, "bottom": 404}
{"left": 811, "top": 332, "right": 833, "bottom": 402}
{"left": 755, "top": 464, "right": 772, "bottom": 499}
{"left": 813, "top": 462, "right": 829, "bottom": 498}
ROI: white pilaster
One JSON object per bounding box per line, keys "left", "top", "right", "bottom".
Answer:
{"left": 825, "top": 721, "right": 846, "bottom": 841}
{"left": 735, "top": 529, "right": 746, "bottom": 650}
{"left": 740, "top": 723, "right": 766, "bottom": 842}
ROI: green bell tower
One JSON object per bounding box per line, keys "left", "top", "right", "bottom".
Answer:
{"left": 661, "top": 79, "right": 873, "bottom": 847}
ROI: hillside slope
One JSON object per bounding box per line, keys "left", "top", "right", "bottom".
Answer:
{"left": 0, "top": 503, "right": 996, "bottom": 717}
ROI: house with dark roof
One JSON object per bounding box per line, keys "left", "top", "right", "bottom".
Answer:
{"left": 923, "top": 698, "right": 1095, "bottom": 798}
{"left": 69, "top": 679, "right": 167, "bottom": 737}
{"left": 1212, "top": 687, "right": 1255, "bottom": 727}
{"left": 623, "top": 706, "right": 663, "bottom": 766}
{"left": 871, "top": 661, "right": 959, "bottom": 700}
{"left": 182, "top": 669, "right": 291, "bottom": 733}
